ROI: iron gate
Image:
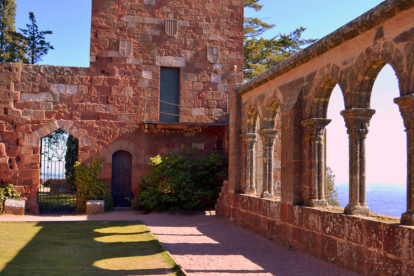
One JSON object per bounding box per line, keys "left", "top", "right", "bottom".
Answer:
{"left": 38, "top": 129, "right": 78, "bottom": 214}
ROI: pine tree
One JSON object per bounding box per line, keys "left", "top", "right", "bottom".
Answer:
{"left": 0, "top": 0, "right": 27, "bottom": 63}
{"left": 19, "top": 12, "right": 54, "bottom": 64}
{"left": 326, "top": 167, "right": 341, "bottom": 207}
{"left": 244, "top": 0, "right": 316, "bottom": 81}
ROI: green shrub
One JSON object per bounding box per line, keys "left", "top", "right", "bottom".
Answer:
{"left": 74, "top": 157, "right": 114, "bottom": 212}
{"left": 136, "top": 147, "right": 227, "bottom": 212}
{"left": 0, "top": 183, "right": 22, "bottom": 214}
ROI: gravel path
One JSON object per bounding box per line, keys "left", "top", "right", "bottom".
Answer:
{"left": 0, "top": 210, "right": 358, "bottom": 276}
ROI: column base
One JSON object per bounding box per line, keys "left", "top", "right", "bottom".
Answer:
{"left": 244, "top": 188, "right": 256, "bottom": 195}
{"left": 261, "top": 191, "right": 273, "bottom": 199}
{"left": 401, "top": 212, "right": 414, "bottom": 225}
{"left": 309, "top": 199, "right": 328, "bottom": 208}
{"left": 344, "top": 203, "right": 370, "bottom": 216}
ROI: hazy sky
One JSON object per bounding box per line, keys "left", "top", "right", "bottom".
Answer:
{"left": 14, "top": 0, "right": 406, "bottom": 185}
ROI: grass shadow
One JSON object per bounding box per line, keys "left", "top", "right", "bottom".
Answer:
{"left": 0, "top": 221, "right": 184, "bottom": 276}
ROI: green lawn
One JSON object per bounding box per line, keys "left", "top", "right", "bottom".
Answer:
{"left": 0, "top": 221, "right": 184, "bottom": 276}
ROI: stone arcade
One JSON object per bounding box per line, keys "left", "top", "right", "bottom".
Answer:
{"left": 216, "top": 0, "right": 414, "bottom": 275}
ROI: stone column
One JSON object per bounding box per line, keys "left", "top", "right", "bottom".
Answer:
{"left": 394, "top": 94, "right": 414, "bottom": 225}
{"left": 241, "top": 133, "right": 257, "bottom": 194}
{"left": 259, "top": 129, "right": 278, "bottom": 199}
{"left": 301, "top": 118, "right": 331, "bottom": 207}
{"left": 341, "top": 108, "right": 375, "bottom": 216}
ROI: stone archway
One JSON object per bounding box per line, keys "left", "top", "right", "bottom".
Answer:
{"left": 99, "top": 140, "right": 143, "bottom": 165}
{"left": 22, "top": 120, "right": 95, "bottom": 148}
{"left": 21, "top": 120, "right": 95, "bottom": 213}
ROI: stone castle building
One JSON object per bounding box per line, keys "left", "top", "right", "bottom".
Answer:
{"left": 0, "top": 0, "right": 244, "bottom": 211}
{"left": 2, "top": 0, "right": 414, "bottom": 275}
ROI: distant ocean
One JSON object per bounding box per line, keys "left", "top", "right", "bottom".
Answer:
{"left": 336, "top": 184, "right": 406, "bottom": 217}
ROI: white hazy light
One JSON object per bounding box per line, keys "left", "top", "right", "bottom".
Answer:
{"left": 326, "top": 64, "right": 406, "bottom": 186}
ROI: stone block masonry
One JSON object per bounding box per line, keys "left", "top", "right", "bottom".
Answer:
{"left": 0, "top": 0, "right": 243, "bottom": 213}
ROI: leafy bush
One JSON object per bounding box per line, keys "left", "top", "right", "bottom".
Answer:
{"left": 74, "top": 157, "right": 114, "bottom": 212}
{"left": 136, "top": 147, "right": 227, "bottom": 212}
{"left": 0, "top": 183, "right": 22, "bottom": 214}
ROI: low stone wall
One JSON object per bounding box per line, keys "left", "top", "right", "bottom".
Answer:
{"left": 216, "top": 187, "right": 413, "bottom": 276}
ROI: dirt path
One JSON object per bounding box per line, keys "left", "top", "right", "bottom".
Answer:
{"left": 0, "top": 210, "right": 358, "bottom": 276}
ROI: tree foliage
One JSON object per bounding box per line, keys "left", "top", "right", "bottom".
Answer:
{"left": 326, "top": 167, "right": 340, "bottom": 207}
{"left": 244, "top": 0, "right": 316, "bottom": 81}
{"left": 19, "top": 12, "right": 54, "bottom": 64}
{"left": 0, "top": 0, "right": 28, "bottom": 63}
{"left": 135, "top": 147, "right": 227, "bottom": 212}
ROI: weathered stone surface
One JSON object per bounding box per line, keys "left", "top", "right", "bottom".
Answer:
{"left": 155, "top": 56, "right": 186, "bottom": 68}
{"left": 142, "top": 71, "right": 153, "bottom": 80}
{"left": 4, "top": 199, "right": 25, "bottom": 215}
{"left": 144, "top": 0, "right": 155, "bottom": 5}
{"left": 65, "top": 85, "right": 78, "bottom": 94}
{"left": 211, "top": 74, "right": 221, "bottom": 83}
{"left": 52, "top": 84, "right": 66, "bottom": 94}
{"left": 192, "top": 108, "right": 205, "bottom": 116}
{"left": 86, "top": 200, "right": 104, "bottom": 214}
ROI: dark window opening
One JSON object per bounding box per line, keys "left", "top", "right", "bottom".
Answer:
{"left": 160, "top": 67, "right": 180, "bottom": 122}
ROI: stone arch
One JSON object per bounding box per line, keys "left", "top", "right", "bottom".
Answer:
{"left": 246, "top": 106, "right": 260, "bottom": 133}
{"left": 310, "top": 75, "right": 347, "bottom": 119}
{"left": 263, "top": 98, "right": 281, "bottom": 129}
{"left": 99, "top": 140, "right": 143, "bottom": 165}
{"left": 22, "top": 120, "right": 95, "bottom": 148}
{"left": 354, "top": 51, "right": 404, "bottom": 108}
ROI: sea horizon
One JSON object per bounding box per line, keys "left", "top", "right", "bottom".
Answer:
{"left": 335, "top": 183, "right": 406, "bottom": 217}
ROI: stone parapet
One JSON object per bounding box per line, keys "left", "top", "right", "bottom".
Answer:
{"left": 216, "top": 192, "right": 414, "bottom": 276}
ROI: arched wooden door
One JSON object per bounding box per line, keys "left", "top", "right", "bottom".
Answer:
{"left": 111, "top": 151, "right": 133, "bottom": 207}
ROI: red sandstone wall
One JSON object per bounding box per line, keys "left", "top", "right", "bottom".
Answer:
{"left": 90, "top": 0, "right": 244, "bottom": 123}
{"left": 0, "top": 0, "right": 244, "bottom": 212}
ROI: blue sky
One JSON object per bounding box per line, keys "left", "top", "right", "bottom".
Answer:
{"left": 14, "top": 0, "right": 405, "bottom": 186}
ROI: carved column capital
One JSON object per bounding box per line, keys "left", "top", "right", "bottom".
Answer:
{"left": 301, "top": 118, "right": 331, "bottom": 142}
{"left": 340, "top": 108, "right": 376, "bottom": 139}
{"left": 258, "top": 129, "right": 278, "bottom": 142}
{"left": 394, "top": 94, "right": 414, "bottom": 130}
{"left": 240, "top": 133, "right": 257, "bottom": 142}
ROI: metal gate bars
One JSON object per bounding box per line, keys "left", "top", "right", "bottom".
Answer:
{"left": 38, "top": 129, "right": 78, "bottom": 214}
